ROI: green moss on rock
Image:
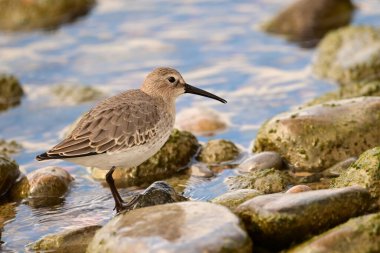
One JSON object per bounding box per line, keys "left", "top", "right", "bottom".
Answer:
{"left": 0, "top": 74, "right": 24, "bottom": 112}
{"left": 0, "top": 139, "right": 22, "bottom": 158}
{"left": 313, "top": 26, "right": 380, "bottom": 85}
{"left": 198, "top": 139, "right": 240, "bottom": 164}
{"left": 332, "top": 147, "right": 380, "bottom": 199}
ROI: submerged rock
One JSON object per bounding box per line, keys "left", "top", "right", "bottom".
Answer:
{"left": 176, "top": 107, "right": 227, "bottom": 136}
{"left": 211, "top": 189, "right": 262, "bottom": 210}
{"left": 10, "top": 166, "right": 73, "bottom": 206}
{"left": 91, "top": 129, "right": 199, "bottom": 187}
{"left": 254, "top": 97, "right": 380, "bottom": 172}
{"left": 238, "top": 151, "right": 285, "bottom": 173}
{"left": 287, "top": 212, "right": 380, "bottom": 253}
{"left": 0, "top": 156, "right": 20, "bottom": 198}
{"left": 121, "top": 181, "right": 187, "bottom": 212}
{"left": 87, "top": 202, "right": 252, "bottom": 253}
{"left": 0, "top": 74, "right": 24, "bottom": 112}
{"left": 0, "top": 139, "right": 22, "bottom": 158}
{"left": 332, "top": 147, "right": 380, "bottom": 199}
{"left": 313, "top": 26, "right": 380, "bottom": 85}
{"left": 0, "top": 0, "right": 95, "bottom": 31}
{"left": 236, "top": 186, "right": 371, "bottom": 248}
{"left": 198, "top": 139, "right": 240, "bottom": 164}
{"left": 226, "top": 168, "right": 293, "bottom": 194}
{"left": 263, "top": 0, "right": 354, "bottom": 47}
{"left": 27, "top": 225, "right": 101, "bottom": 253}
{"left": 51, "top": 84, "right": 104, "bottom": 104}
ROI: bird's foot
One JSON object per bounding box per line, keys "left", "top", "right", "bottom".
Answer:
{"left": 114, "top": 194, "right": 142, "bottom": 214}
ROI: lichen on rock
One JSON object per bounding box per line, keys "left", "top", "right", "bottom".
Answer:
{"left": 0, "top": 139, "right": 22, "bottom": 158}
{"left": 198, "top": 139, "right": 240, "bottom": 164}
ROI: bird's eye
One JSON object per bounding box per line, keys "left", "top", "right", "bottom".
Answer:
{"left": 167, "top": 77, "right": 176, "bottom": 83}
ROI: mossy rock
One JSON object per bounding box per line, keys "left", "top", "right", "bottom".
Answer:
{"left": 332, "top": 147, "right": 380, "bottom": 199}
{"left": 263, "top": 0, "right": 354, "bottom": 47}
{"left": 0, "top": 156, "right": 20, "bottom": 198}
{"left": 211, "top": 189, "right": 262, "bottom": 211}
{"left": 0, "top": 139, "right": 22, "bottom": 158}
{"left": 286, "top": 212, "right": 380, "bottom": 253}
{"left": 236, "top": 186, "right": 371, "bottom": 248}
{"left": 51, "top": 84, "right": 104, "bottom": 104}
{"left": 254, "top": 97, "right": 380, "bottom": 172}
{"left": 91, "top": 129, "right": 199, "bottom": 187}
{"left": 0, "top": 74, "right": 24, "bottom": 112}
{"left": 307, "top": 80, "right": 380, "bottom": 106}
{"left": 313, "top": 26, "right": 380, "bottom": 85}
{"left": 27, "top": 225, "right": 101, "bottom": 253}
{"left": 0, "top": 0, "right": 95, "bottom": 32}
{"left": 226, "top": 168, "right": 294, "bottom": 194}
{"left": 198, "top": 139, "right": 240, "bottom": 164}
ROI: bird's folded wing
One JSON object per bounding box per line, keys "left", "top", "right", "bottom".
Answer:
{"left": 45, "top": 92, "right": 160, "bottom": 158}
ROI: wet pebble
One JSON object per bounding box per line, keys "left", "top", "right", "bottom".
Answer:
{"left": 211, "top": 189, "right": 262, "bottom": 210}
{"left": 238, "top": 151, "right": 285, "bottom": 173}
{"left": 286, "top": 185, "right": 312, "bottom": 193}
{"left": 189, "top": 163, "right": 214, "bottom": 178}
{"left": 198, "top": 139, "right": 240, "bottom": 164}
{"left": 0, "top": 156, "right": 20, "bottom": 198}
{"left": 87, "top": 202, "right": 252, "bottom": 253}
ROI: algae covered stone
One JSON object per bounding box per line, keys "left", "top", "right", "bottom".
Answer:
{"left": 0, "top": 0, "right": 95, "bottom": 31}
{"left": 198, "top": 139, "right": 239, "bottom": 164}
{"left": 211, "top": 189, "right": 262, "bottom": 210}
{"left": 0, "top": 74, "right": 24, "bottom": 112}
{"left": 226, "top": 168, "right": 293, "bottom": 194}
{"left": 87, "top": 202, "right": 252, "bottom": 253}
{"left": 236, "top": 186, "right": 371, "bottom": 248}
{"left": 287, "top": 212, "right": 380, "bottom": 253}
{"left": 263, "top": 0, "right": 354, "bottom": 47}
{"left": 51, "top": 84, "right": 104, "bottom": 104}
{"left": 0, "top": 139, "right": 22, "bottom": 159}
{"left": 27, "top": 225, "right": 101, "bottom": 253}
{"left": 332, "top": 147, "right": 380, "bottom": 199}
{"left": 313, "top": 26, "right": 380, "bottom": 85}
{"left": 254, "top": 97, "right": 380, "bottom": 172}
{"left": 91, "top": 129, "right": 199, "bottom": 187}
{"left": 0, "top": 156, "right": 20, "bottom": 198}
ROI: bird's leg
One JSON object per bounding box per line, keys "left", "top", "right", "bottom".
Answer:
{"left": 105, "top": 166, "right": 124, "bottom": 212}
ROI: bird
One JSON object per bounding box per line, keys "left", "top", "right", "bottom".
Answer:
{"left": 36, "top": 67, "right": 227, "bottom": 212}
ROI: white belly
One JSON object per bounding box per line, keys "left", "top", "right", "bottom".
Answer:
{"left": 65, "top": 130, "right": 172, "bottom": 169}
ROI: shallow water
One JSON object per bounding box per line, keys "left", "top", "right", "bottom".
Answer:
{"left": 1, "top": 0, "right": 380, "bottom": 251}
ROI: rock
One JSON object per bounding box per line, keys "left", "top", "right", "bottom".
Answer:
{"left": 286, "top": 185, "right": 312, "bottom": 193}
{"left": 0, "top": 202, "right": 16, "bottom": 243}
{"left": 332, "top": 147, "right": 380, "bottom": 199}
{"left": 0, "top": 139, "right": 22, "bottom": 158}
{"left": 0, "top": 156, "right": 20, "bottom": 198}
{"left": 263, "top": 0, "right": 354, "bottom": 48}
{"left": 0, "top": 74, "right": 24, "bottom": 112}
{"left": 121, "top": 181, "right": 187, "bottom": 212}
{"left": 254, "top": 97, "right": 380, "bottom": 172}
{"left": 91, "top": 129, "right": 199, "bottom": 187}
{"left": 226, "top": 168, "right": 294, "bottom": 194}
{"left": 189, "top": 163, "right": 214, "bottom": 178}
{"left": 238, "top": 151, "right": 285, "bottom": 173}
{"left": 307, "top": 80, "right": 380, "bottom": 106}
{"left": 87, "top": 202, "right": 252, "bottom": 253}
{"left": 0, "top": 0, "right": 95, "bottom": 31}
{"left": 198, "top": 139, "right": 240, "bottom": 164}
{"left": 211, "top": 189, "right": 262, "bottom": 210}
{"left": 286, "top": 212, "right": 380, "bottom": 253}
{"left": 27, "top": 225, "right": 101, "bottom": 253}
{"left": 51, "top": 84, "right": 104, "bottom": 105}
{"left": 10, "top": 166, "right": 73, "bottom": 206}
{"left": 313, "top": 26, "right": 380, "bottom": 85}
{"left": 322, "top": 157, "right": 357, "bottom": 178}
{"left": 236, "top": 186, "right": 371, "bottom": 248}
{"left": 176, "top": 107, "right": 227, "bottom": 136}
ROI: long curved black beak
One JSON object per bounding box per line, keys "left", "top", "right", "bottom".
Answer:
{"left": 184, "top": 84, "right": 227, "bottom": 104}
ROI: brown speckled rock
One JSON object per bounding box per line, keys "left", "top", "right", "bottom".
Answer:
{"left": 238, "top": 151, "right": 285, "bottom": 173}
{"left": 198, "top": 139, "right": 240, "bottom": 164}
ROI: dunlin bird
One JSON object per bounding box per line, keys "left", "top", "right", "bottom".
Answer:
{"left": 36, "top": 67, "right": 226, "bottom": 212}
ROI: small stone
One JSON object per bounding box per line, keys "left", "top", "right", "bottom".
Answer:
{"left": 27, "top": 225, "right": 101, "bottom": 253}
{"left": 226, "top": 168, "right": 294, "bottom": 194}
{"left": 332, "top": 147, "right": 380, "bottom": 199}
{"left": 51, "top": 84, "right": 104, "bottom": 105}
{"left": 176, "top": 107, "right": 227, "bottom": 136}
{"left": 322, "top": 157, "right": 357, "bottom": 178}
{"left": 189, "top": 163, "right": 214, "bottom": 178}
{"left": 0, "top": 74, "right": 24, "bottom": 112}
{"left": 286, "top": 185, "right": 312, "bottom": 193}
{"left": 211, "top": 189, "right": 262, "bottom": 210}
{"left": 286, "top": 212, "right": 380, "bottom": 253}
{"left": 0, "top": 139, "right": 22, "bottom": 158}
{"left": 236, "top": 186, "right": 371, "bottom": 248}
{"left": 198, "top": 139, "right": 240, "bottom": 164}
{"left": 87, "top": 202, "right": 252, "bottom": 253}
{"left": 0, "top": 156, "right": 20, "bottom": 198}
{"left": 238, "top": 151, "right": 285, "bottom": 173}
{"left": 91, "top": 129, "right": 199, "bottom": 187}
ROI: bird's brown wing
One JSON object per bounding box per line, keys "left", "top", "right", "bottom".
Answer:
{"left": 37, "top": 90, "right": 161, "bottom": 160}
